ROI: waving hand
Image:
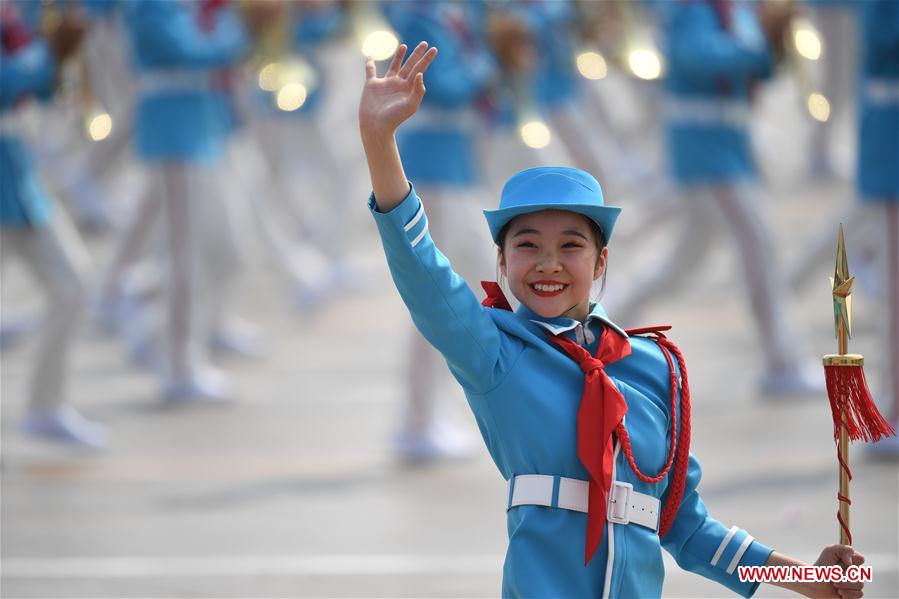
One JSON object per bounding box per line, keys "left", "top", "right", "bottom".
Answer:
{"left": 359, "top": 42, "right": 438, "bottom": 139}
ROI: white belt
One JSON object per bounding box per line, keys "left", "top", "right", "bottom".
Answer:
{"left": 865, "top": 79, "right": 899, "bottom": 106}
{"left": 408, "top": 105, "right": 479, "bottom": 131}
{"left": 663, "top": 96, "right": 750, "bottom": 128}
{"left": 137, "top": 69, "right": 215, "bottom": 95}
{"left": 508, "top": 475, "right": 660, "bottom": 532}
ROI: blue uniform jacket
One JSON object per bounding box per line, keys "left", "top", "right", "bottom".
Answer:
{"left": 662, "top": 1, "right": 772, "bottom": 185}
{"left": 857, "top": 0, "right": 899, "bottom": 202}
{"left": 123, "top": 0, "right": 247, "bottom": 164}
{"left": 386, "top": 3, "right": 495, "bottom": 187}
{"left": 370, "top": 185, "right": 773, "bottom": 597}
{"left": 522, "top": 0, "right": 580, "bottom": 111}
{"left": 0, "top": 9, "right": 56, "bottom": 228}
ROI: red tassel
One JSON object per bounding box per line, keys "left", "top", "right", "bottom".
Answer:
{"left": 824, "top": 365, "right": 896, "bottom": 443}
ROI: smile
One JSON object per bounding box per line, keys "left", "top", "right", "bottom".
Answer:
{"left": 530, "top": 282, "right": 568, "bottom": 296}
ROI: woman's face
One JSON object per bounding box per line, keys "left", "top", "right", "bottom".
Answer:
{"left": 499, "top": 210, "right": 607, "bottom": 322}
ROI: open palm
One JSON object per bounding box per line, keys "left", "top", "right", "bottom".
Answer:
{"left": 359, "top": 42, "right": 438, "bottom": 139}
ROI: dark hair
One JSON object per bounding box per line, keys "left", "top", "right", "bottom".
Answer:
{"left": 496, "top": 214, "right": 608, "bottom": 253}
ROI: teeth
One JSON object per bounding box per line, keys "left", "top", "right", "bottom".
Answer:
{"left": 533, "top": 283, "right": 565, "bottom": 292}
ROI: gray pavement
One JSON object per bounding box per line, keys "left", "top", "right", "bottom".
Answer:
{"left": 2, "top": 72, "right": 898, "bottom": 598}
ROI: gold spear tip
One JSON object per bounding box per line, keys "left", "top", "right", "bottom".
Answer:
{"left": 832, "top": 224, "right": 852, "bottom": 340}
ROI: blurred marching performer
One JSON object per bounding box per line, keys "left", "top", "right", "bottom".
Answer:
{"left": 524, "top": 0, "right": 656, "bottom": 196}
{"left": 804, "top": 0, "right": 857, "bottom": 179}
{"left": 24, "top": 1, "right": 127, "bottom": 234}
{"left": 383, "top": 2, "right": 498, "bottom": 461}
{"left": 122, "top": 0, "right": 248, "bottom": 402}
{"left": 246, "top": 0, "right": 358, "bottom": 310}
{"left": 787, "top": 0, "right": 867, "bottom": 293}
{"left": 605, "top": 0, "right": 821, "bottom": 397}
{"left": 0, "top": 2, "right": 104, "bottom": 448}
{"left": 857, "top": 0, "right": 899, "bottom": 457}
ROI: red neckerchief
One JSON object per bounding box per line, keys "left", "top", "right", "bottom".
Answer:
{"left": 198, "top": 0, "right": 228, "bottom": 32}
{"left": 1, "top": 3, "right": 32, "bottom": 54}
{"left": 480, "top": 281, "right": 513, "bottom": 311}
{"left": 549, "top": 328, "right": 631, "bottom": 564}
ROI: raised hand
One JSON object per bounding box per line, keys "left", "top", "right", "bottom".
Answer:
{"left": 359, "top": 42, "right": 438, "bottom": 141}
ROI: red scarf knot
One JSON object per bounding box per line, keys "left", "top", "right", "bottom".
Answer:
{"left": 480, "top": 281, "right": 513, "bottom": 311}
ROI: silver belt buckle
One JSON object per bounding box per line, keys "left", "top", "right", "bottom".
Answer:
{"left": 607, "top": 481, "right": 633, "bottom": 525}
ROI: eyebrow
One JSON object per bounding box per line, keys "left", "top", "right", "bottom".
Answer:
{"left": 511, "top": 228, "right": 590, "bottom": 240}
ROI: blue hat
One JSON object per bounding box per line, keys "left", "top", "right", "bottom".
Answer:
{"left": 483, "top": 166, "right": 621, "bottom": 245}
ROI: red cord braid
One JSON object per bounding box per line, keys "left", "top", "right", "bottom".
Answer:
{"left": 619, "top": 330, "right": 692, "bottom": 538}
{"left": 615, "top": 338, "right": 679, "bottom": 484}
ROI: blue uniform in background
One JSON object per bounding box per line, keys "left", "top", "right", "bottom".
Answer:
{"left": 386, "top": 2, "right": 495, "bottom": 187}
{"left": 857, "top": 0, "right": 899, "bottom": 202}
{"left": 123, "top": 0, "right": 247, "bottom": 165}
{"left": 662, "top": 0, "right": 772, "bottom": 185}
{"left": 370, "top": 185, "right": 774, "bottom": 598}
{"left": 524, "top": 0, "right": 579, "bottom": 113}
{"left": 0, "top": 8, "right": 56, "bottom": 227}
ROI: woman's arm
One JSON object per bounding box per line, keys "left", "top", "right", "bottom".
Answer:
{"left": 359, "top": 42, "right": 516, "bottom": 393}
{"left": 358, "top": 42, "right": 437, "bottom": 210}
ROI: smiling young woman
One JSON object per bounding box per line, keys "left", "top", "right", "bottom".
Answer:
{"left": 498, "top": 210, "right": 608, "bottom": 322}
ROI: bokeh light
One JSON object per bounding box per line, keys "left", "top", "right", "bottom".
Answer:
{"left": 276, "top": 83, "right": 308, "bottom": 112}
{"left": 361, "top": 30, "right": 398, "bottom": 61}
{"left": 794, "top": 19, "right": 823, "bottom": 61}
{"left": 87, "top": 112, "right": 112, "bottom": 141}
{"left": 258, "top": 63, "right": 280, "bottom": 91}
{"left": 808, "top": 92, "right": 830, "bottom": 122}
{"left": 576, "top": 51, "right": 608, "bottom": 80}
{"left": 628, "top": 48, "right": 662, "bottom": 80}
{"left": 520, "top": 120, "right": 551, "bottom": 149}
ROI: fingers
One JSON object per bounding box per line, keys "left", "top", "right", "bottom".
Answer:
{"left": 837, "top": 545, "right": 865, "bottom": 567}
{"left": 834, "top": 583, "right": 864, "bottom": 599}
{"left": 413, "top": 72, "right": 426, "bottom": 97}
{"left": 386, "top": 44, "right": 407, "bottom": 76}
{"left": 409, "top": 46, "right": 438, "bottom": 79}
{"left": 399, "top": 41, "right": 428, "bottom": 78}
{"left": 364, "top": 55, "right": 376, "bottom": 80}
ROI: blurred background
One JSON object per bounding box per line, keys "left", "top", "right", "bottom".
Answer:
{"left": 1, "top": 0, "right": 897, "bottom": 597}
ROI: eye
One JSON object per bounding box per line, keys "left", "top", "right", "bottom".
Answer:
{"left": 562, "top": 242, "right": 585, "bottom": 249}
{"left": 516, "top": 241, "right": 537, "bottom": 249}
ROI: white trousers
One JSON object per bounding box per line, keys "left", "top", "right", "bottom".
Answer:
{"left": 152, "top": 162, "right": 241, "bottom": 379}
{"left": 608, "top": 183, "right": 797, "bottom": 371}
{"left": 1, "top": 211, "right": 90, "bottom": 412}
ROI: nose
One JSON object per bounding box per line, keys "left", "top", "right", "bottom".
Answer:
{"left": 535, "top": 249, "right": 563, "bottom": 274}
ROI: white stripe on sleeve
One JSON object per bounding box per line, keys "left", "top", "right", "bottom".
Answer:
{"left": 726, "top": 535, "right": 755, "bottom": 575}
{"left": 404, "top": 204, "right": 425, "bottom": 232}
{"left": 710, "top": 526, "right": 739, "bottom": 567}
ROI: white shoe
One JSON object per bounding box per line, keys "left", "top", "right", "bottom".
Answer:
{"left": 162, "top": 367, "right": 233, "bottom": 405}
{"left": 126, "top": 333, "right": 163, "bottom": 374}
{"left": 20, "top": 406, "right": 107, "bottom": 451}
{"left": 208, "top": 322, "right": 264, "bottom": 358}
{"left": 393, "top": 424, "right": 479, "bottom": 464}
{"left": 0, "top": 316, "right": 37, "bottom": 351}
{"left": 292, "top": 281, "right": 332, "bottom": 312}
{"left": 759, "top": 363, "right": 826, "bottom": 398}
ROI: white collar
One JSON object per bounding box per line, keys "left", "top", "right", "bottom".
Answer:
{"left": 518, "top": 304, "right": 628, "bottom": 340}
